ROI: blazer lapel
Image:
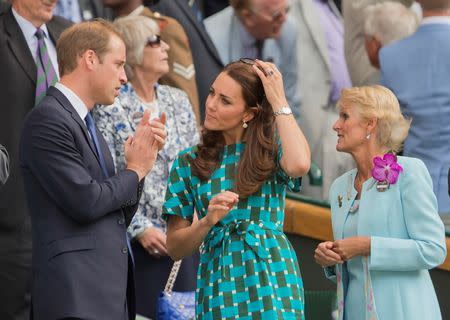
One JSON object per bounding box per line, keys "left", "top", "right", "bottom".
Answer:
{"left": 229, "top": 15, "right": 243, "bottom": 62}
{"left": 174, "top": 0, "right": 223, "bottom": 65}
{"left": 300, "top": 0, "right": 330, "bottom": 70}
{"left": 97, "top": 128, "right": 115, "bottom": 178}
{"left": 333, "top": 170, "right": 357, "bottom": 240}
{"left": 47, "top": 87, "right": 101, "bottom": 167}
{"left": 4, "top": 9, "right": 37, "bottom": 84}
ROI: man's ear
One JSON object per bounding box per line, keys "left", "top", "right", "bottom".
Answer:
{"left": 82, "top": 49, "right": 97, "bottom": 70}
{"left": 373, "top": 37, "right": 382, "bottom": 69}
{"left": 240, "top": 8, "right": 255, "bottom": 28}
{"left": 365, "top": 35, "right": 382, "bottom": 69}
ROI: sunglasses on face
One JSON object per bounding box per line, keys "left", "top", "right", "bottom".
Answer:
{"left": 146, "top": 35, "right": 161, "bottom": 48}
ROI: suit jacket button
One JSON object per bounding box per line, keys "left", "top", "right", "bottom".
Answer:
{"left": 122, "top": 247, "right": 128, "bottom": 254}
{"left": 118, "top": 218, "right": 125, "bottom": 225}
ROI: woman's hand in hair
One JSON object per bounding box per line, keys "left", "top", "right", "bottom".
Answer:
{"left": 205, "top": 191, "right": 239, "bottom": 227}
{"left": 253, "top": 59, "right": 288, "bottom": 111}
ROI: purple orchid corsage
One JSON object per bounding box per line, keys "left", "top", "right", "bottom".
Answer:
{"left": 371, "top": 153, "right": 403, "bottom": 192}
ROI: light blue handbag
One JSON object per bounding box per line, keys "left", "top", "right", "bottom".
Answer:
{"left": 157, "top": 260, "right": 195, "bottom": 320}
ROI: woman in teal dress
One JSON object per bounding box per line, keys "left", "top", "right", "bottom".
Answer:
{"left": 162, "top": 59, "right": 311, "bottom": 319}
{"left": 314, "top": 86, "right": 446, "bottom": 320}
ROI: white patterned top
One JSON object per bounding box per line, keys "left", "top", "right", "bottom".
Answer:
{"left": 94, "top": 82, "right": 200, "bottom": 238}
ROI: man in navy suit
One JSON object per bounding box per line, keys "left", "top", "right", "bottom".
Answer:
{"left": 20, "top": 20, "right": 166, "bottom": 320}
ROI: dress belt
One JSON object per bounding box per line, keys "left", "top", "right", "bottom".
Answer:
{"left": 202, "top": 220, "right": 283, "bottom": 279}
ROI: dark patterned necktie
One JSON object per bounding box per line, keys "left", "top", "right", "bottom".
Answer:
{"left": 255, "top": 39, "right": 264, "bottom": 60}
{"left": 84, "top": 113, "right": 109, "bottom": 178}
{"left": 35, "top": 28, "right": 58, "bottom": 106}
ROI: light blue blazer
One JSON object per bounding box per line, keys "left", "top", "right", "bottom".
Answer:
{"left": 204, "top": 6, "right": 301, "bottom": 118}
{"left": 327, "top": 157, "right": 446, "bottom": 320}
{"left": 380, "top": 23, "right": 450, "bottom": 214}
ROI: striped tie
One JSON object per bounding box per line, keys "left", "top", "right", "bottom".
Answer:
{"left": 35, "top": 28, "right": 58, "bottom": 106}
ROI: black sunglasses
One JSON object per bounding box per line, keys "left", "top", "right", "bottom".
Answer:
{"left": 146, "top": 35, "right": 161, "bottom": 48}
{"left": 240, "top": 58, "right": 272, "bottom": 77}
{"left": 240, "top": 58, "right": 256, "bottom": 65}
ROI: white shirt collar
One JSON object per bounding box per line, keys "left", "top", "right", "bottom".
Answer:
{"left": 54, "top": 83, "right": 89, "bottom": 121}
{"left": 421, "top": 16, "right": 450, "bottom": 26}
{"left": 129, "top": 5, "right": 145, "bottom": 16}
{"left": 12, "top": 7, "right": 50, "bottom": 45}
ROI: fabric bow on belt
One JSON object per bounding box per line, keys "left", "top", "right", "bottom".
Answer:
{"left": 203, "top": 220, "right": 282, "bottom": 279}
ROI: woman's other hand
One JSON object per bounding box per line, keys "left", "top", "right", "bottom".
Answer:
{"left": 205, "top": 191, "right": 239, "bottom": 227}
{"left": 137, "top": 226, "right": 168, "bottom": 258}
{"left": 315, "top": 241, "right": 343, "bottom": 267}
{"left": 150, "top": 112, "right": 167, "bottom": 151}
{"left": 332, "top": 236, "right": 371, "bottom": 261}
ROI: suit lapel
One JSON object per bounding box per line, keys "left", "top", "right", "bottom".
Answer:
{"left": 4, "top": 9, "right": 37, "bottom": 84}
{"left": 229, "top": 15, "right": 243, "bottom": 61}
{"left": 174, "top": 0, "right": 223, "bottom": 65}
{"left": 333, "top": 170, "right": 357, "bottom": 240}
{"left": 300, "top": 0, "right": 331, "bottom": 70}
{"left": 96, "top": 127, "right": 115, "bottom": 178}
{"left": 47, "top": 87, "right": 102, "bottom": 167}
{"left": 47, "top": 18, "right": 66, "bottom": 52}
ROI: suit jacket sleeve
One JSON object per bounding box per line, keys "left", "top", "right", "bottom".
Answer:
{"left": 369, "top": 159, "right": 447, "bottom": 271}
{"left": 22, "top": 108, "right": 141, "bottom": 225}
{"left": 0, "top": 144, "right": 9, "bottom": 186}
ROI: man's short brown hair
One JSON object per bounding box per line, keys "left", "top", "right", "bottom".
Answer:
{"left": 57, "top": 19, "right": 124, "bottom": 77}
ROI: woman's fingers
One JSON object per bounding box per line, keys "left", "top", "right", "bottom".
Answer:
{"left": 315, "top": 242, "right": 343, "bottom": 266}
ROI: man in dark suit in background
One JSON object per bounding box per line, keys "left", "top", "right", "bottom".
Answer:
{"left": 20, "top": 20, "right": 166, "bottom": 320}
{"left": 149, "top": 0, "right": 223, "bottom": 120}
{"left": 0, "top": 0, "right": 71, "bottom": 318}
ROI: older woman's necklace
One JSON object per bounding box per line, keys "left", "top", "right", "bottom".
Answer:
{"left": 347, "top": 173, "right": 376, "bottom": 214}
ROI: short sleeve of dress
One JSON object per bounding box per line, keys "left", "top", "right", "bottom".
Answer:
{"left": 275, "top": 144, "right": 302, "bottom": 192}
{"left": 162, "top": 152, "right": 195, "bottom": 222}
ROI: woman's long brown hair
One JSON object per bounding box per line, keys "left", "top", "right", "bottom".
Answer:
{"left": 189, "top": 61, "right": 277, "bottom": 198}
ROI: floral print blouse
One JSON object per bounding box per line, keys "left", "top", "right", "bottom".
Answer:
{"left": 93, "top": 82, "right": 200, "bottom": 238}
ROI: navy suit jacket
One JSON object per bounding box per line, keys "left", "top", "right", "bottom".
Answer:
{"left": 20, "top": 87, "right": 142, "bottom": 320}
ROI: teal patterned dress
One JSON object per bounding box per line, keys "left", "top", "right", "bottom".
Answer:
{"left": 162, "top": 143, "right": 305, "bottom": 320}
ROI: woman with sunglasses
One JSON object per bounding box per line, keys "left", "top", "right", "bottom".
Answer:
{"left": 93, "top": 15, "right": 200, "bottom": 319}
{"left": 163, "top": 59, "right": 310, "bottom": 319}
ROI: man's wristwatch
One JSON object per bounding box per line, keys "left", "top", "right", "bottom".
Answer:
{"left": 273, "top": 106, "right": 293, "bottom": 117}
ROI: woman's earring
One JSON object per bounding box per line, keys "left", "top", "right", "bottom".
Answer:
{"left": 242, "top": 121, "right": 248, "bottom": 129}
{"left": 366, "top": 133, "right": 371, "bottom": 140}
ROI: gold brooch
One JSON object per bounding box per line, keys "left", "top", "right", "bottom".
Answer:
{"left": 338, "top": 195, "right": 343, "bottom": 208}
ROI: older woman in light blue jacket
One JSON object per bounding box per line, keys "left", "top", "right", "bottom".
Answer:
{"left": 314, "top": 85, "right": 446, "bottom": 320}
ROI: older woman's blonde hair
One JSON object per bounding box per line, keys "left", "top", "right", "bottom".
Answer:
{"left": 113, "top": 15, "right": 159, "bottom": 81}
{"left": 338, "top": 85, "right": 411, "bottom": 153}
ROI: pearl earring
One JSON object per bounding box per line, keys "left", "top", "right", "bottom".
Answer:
{"left": 366, "top": 133, "right": 371, "bottom": 140}
{"left": 242, "top": 121, "right": 248, "bottom": 129}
